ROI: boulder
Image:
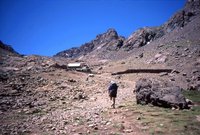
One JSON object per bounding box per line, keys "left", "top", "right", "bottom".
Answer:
{"left": 135, "top": 78, "right": 189, "bottom": 109}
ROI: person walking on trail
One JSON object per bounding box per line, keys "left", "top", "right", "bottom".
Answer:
{"left": 108, "top": 81, "right": 118, "bottom": 108}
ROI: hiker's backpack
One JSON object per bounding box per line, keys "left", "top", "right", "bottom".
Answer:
{"left": 109, "top": 83, "right": 118, "bottom": 91}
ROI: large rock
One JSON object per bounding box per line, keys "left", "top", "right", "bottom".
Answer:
{"left": 135, "top": 78, "right": 188, "bottom": 109}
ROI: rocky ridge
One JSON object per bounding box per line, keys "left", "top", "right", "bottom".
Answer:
{"left": 54, "top": 28, "right": 125, "bottom": 58}
{"left": 55, "top": 0, "right": 200, "bottom": 59}
{"left": 0, "top": 41, "right": 21, "bottom": 57}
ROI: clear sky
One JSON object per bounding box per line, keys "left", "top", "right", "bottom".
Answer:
{"left": 0, "top": 0, "right": 185, "bottom": 56}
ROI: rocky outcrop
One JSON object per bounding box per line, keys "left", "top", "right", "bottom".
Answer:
{"left": 0, "top": 41, "right": 20, "bottom": 56}
{"left": 123, "top": 27, "right": 164, "bottom": 50}
{"left": 123, "top": 0, "right": 200, "bottom": 50}
{"left": 54, "top": 0, "right": 200, "bottom": 57}
{"left": 54, "top": 28, "right": 124, "bottom": 58}
{"left": 55, "top": 47, "right": 81, "bottom": 58}
{"left": 135, "top": 78, "right": 189, "bottom": 109}
{"left": 163, "top": 0, "right": 200, "bottom": 33}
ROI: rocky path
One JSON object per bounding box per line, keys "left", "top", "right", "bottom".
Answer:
{"left": 0, "top": 68, "right": 146, "bottom": 135}
{"left": 31, "top": 71, "right": 146, "bottom": 135}
{"left": 63, "top": 73, "right": 146, "bottom": 135}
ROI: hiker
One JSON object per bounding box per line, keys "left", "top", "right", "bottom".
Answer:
{"left": 108, "top": 81, "right": 118, "bottom": 108}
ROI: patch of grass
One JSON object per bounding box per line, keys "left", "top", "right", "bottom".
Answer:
{"left": 182, "top": 90, "right": 200, "bottom": 103}
{"left": 103, "top": 90, "right": 200, "bottom": 135}
{"left": 123, "top": 100, "right": 200, "bottom": 135}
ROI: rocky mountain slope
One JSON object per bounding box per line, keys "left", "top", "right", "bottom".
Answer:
{"left": 0, "top": 41, "right": 21, "bottom": 57}
{"left": 54, "top": 29, "right": 124, "bottom": 58}
{"left": 55, "top": 0, "right": 200, "bottom": 60}
{"left": 55, "top": 0, "right": 200, "bottom": 90}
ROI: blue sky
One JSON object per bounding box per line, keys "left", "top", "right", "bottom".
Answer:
{"left": 0, "top": 0, "right": 185, "bottom": 56}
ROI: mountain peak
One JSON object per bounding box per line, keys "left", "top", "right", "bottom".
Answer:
{"left": 55, "top": 0, "right": 200, "bottom": 58}
{"left": 95, "top": 28, "right": 118, "bottom": 42}
{"left": 106, "top": 28, "right": 117, "bottom": 34}
{"left": 54, "top": 28, "right": 123, "bottom": 58}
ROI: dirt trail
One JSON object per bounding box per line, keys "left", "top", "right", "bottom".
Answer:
{"left": 67, "top": 73, "right": 146, "bottom": 135}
